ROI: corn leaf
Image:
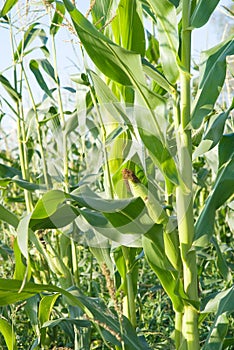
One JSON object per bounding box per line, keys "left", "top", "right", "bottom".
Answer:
{"left": 191, "top": 38, "right": 234, "bottom": 129}
{"left": 135, "top": 109, "right": 180, "bottom": 187}
{"left": 194, "top": 134, "right": 234, "bottom": 248}
{"left": 0, "top": 74, "right": 21, "bottom": 101}
{"left": 0, "top": 204, "right": 19, "bottom": 228}
{"left": 62, "top": 0, "right": 165, "bottom": 109}
{"left": 193, "top": 102, "right": 234, "bottom": 158}
{"left": 14, "top": 23, "right": 45, "bottom": 61}
{"left": 50, "top": 1, "right": 65, "bottom": 35}
{"left": 146, "top": 0, "right": 179, "bottom": 83}
{"left": 142, "top": 227, "right": 184, "bottom": 312}
{"left": 190, "top": 0, "right": 220, "bottom": 29}
{"left": 0, "top": 0, "right": 18, "bottom": 16}
{"left": 0, "top": 317, "right": 17, "bottom": 350}
{"left": 29, "top": 59, "right": 55, "bottom": 100}
{"left": 114, "top": 0, "right": 145, "bottom": 55}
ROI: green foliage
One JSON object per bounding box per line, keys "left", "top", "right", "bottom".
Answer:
{"left": 0, "top": 0, "right": 233, "bottom": 349}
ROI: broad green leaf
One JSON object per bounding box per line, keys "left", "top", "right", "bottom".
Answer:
{"left": 39, "top": 294, "right": 60, "bottom": 345}
{"left": 145, "top": 30, "right": 160, "bottom": 64}
{"left": 194, "top": 136, "right": 234, "bottom": 247}
{"left": 50, "top": 1, "right": 65, "bottom": 35}
{"left": 146, "top": 0, "right": 179, "bottom": 83}
{"left": 193, "top": 104, "right": 234, "bottom": 158}
{"left": 29, "top": 59, "right": 55, "bottom": 100}
{"left": 31, "top": 190, "right": 68, "bottom": 219}
{"left": 0, "top": 0, "right": 18, "bottom": 16}
{"left": 190, "top": 0, "right": 220, "bottom": 29}
{"left": 0, "top": 74, "right": 21, "bottom": 101}
{"left": 114, "top": 0, "right": 145, "bottom": 55}
{"left": 30, "top": 204, "right": 78, "bottom": 231}
{"left": 0, "top": 317, "right": 17, "bottom": 350}
{"left": 191, "top": 38, "right": 234, "bottom": 129}
{"left": 0, "top": 204, "right": 19, "bottom": 228}
{"left": 142, "top": 226, "right": 184, "bottom": 312}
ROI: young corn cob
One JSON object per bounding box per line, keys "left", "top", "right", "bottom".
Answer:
{"left": 122, "top": 168, "right": 181, "bottom": 271}
{"left": 122, "top": 168, "right": 169, "bottom": 225}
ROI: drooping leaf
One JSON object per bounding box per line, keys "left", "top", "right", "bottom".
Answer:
{"left": 190, "top": 0, "right": 221, "bottom": 29}
{"left": 50, "top": 1, "right": 65, "bottom": 35}
{"left": 88, "top": 70, "right": 133, "bottom": 128}
{"left": 146, "top": 0, "right": 179, "bottom": 83}
{"left": 63, "top": 0, "right": 165, "bottom": 109}
{"left": 191, "top": 38, "right": 234, "bottom": 129}
{"left": 142, "top": 58, "right": 175, "bottom": 93}
{"left": 194, "top": 135, "right": 234, "bottom": 247}
{"left": 29, "top": 59, "right": 55, "bottom": 100}
{"left": 142, "top": 226, "right": 184, "bottom": 312}
{"left": 0, "top": 74, "right": 21, "bottom": 101}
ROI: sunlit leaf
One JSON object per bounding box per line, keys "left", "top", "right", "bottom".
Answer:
{"left": 50, "top": 0, "right": 65, "bottom": 35}
{"left": 0, "top": 0, "right": 18, "bottom": 16}
{"left": 146, "top": 0, "right": 179, "bottom": 83}
{"left": 0, "top": 317, "right": 17, "bottom": 350}
{"left": 113, "top": 0, "right": 145, "bottom": 55}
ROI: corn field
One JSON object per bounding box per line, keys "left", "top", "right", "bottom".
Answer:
{"left": 0, "top": 0, "right": 233, "bottom": 349}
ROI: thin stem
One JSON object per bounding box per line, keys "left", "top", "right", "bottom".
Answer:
{"left": 9, "top": 20, "right": 33, "bottom": 213}
{"left": 51, "top": 34, "right": 69, "bottom": 191}
{"left": 22, "top": 64, "right": 50, "bottom": 189}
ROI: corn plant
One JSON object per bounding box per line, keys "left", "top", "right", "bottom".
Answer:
{"left": 0, "top": 0, "right": 234, "bottom": 349}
